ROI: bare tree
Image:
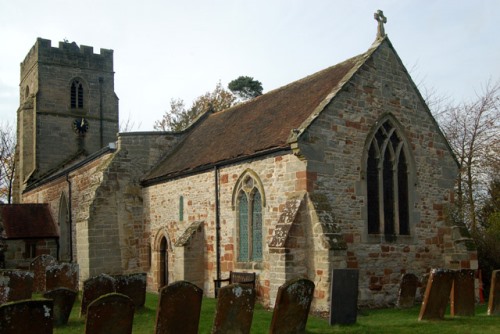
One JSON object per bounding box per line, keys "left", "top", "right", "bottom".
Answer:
{"left": 0, "top": 122, "right": 16, "bottom": 204}
{"left": 436, "top": 80, "right": 500, "bottom": 231}
{"left": 119, "top": 112, "right": 142, "bottom": 132}
{"left": 154, "top": 81, "right": 236, "bottom": 132}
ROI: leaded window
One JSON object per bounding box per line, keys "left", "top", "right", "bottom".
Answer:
{"left": 366, "top": 118, "right": 410, "bottom": 238}
{"left": 235, "top": 173, "right": 264, "bottom": 262}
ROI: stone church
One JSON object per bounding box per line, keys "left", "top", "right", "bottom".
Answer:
{"left": 7, "top": 18, "right": 476, "bottom": 311}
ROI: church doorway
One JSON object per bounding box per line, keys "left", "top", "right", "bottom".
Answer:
{"left": 159, "top": 237, "right": 168, "bottom": 288}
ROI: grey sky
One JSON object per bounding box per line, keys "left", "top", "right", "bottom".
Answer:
{"left": 1, "top": 1, "right": 499, "bottom": 130}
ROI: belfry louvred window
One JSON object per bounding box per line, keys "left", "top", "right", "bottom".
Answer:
{"left": 235, "top": 173, "right": 263, "bottom": 262}
{"left": 71, "top": 80, "right": 83, "bottom": 109}
{"left": 366, "top": 118, "right": 410, "bottom": 237}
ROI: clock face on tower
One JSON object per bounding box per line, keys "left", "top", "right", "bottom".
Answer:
{"left": 72, "top": 117, "right": 89, "bottom": 134}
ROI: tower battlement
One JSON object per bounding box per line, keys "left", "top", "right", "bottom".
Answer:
{"left": 21, "top": 37, "right": 114, "bottom": 79}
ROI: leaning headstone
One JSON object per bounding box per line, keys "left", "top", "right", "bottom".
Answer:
{"left": 451, "top": 269, "right": 475, "bottom": 317}
{"left": 212, "top": 283, "right": 256, "bottom": 334}
{"left": 418, "top": 268, "right": 454, "bottom": 320}
{"left": 113, "top": 272, "right": 147, "bottom": 308}
{"left": 85, "top": 293, "right": 135, "bottom": 334}
{"left": 0, "top": 269, "right": 34, "bottom": 304}
{"left": 46, "top": 262, "right": 79, "bottom": 292}
{"left": 329, "top": 269, "right": 359, "bottom": 325}
{"left": 397, "top": 273, "right": 419, "bottom": 308}
{"left": 269, "top": 277, "right": 315, "bottom": 334}
{"left": 30, "top": 254, "right": 57, "bottom": 293}
{"left": 155, "top": 280, "right": 203, "bottom": 334}
{"left": 0, "top": 299, "right": 53, "bottom": 333}
{"left": 43, "top": 287, "right": 77, "bottom": 326}
{"left": 488, "top": 269, "right": 500, "bottom": 316}
{"left": 81, "top": 273, "right": 116, "bottom": 316}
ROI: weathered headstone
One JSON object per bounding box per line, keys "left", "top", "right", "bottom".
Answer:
{"left": 43, "top": 287, "right": 77, "bottom": 326}
{"left": 113, "top": 272, "right": 147, "bottom": 308}
{"left": 81, "top": 273, "right": 116, "bottom": 316}
{"left": 0, "top": 269, "right": 34, "bottom": 304}
{"left": 85, "top": 293, "right": 135, "bottom": 334}
{"left": 397, "top": 273, "right": 419, "bottom": 308}
{"left": 269, "top": 277, "right": 315, "bottom": 334}
{"left": 30, "top": 254, "right": 57, "bottom": 293}
{"left": 488, "top": 269, "right": 500, "bottom": 316}
{"left": 155, "top": 280, "right": 203, "bottom": 334}
{"left": 46, "top": 262, "right": 79, "bottom": 292}
{"left": 0, "top": 299, "right": 53, "bottom": 333}
{"left": 418, "top": 268, "right": 454, "bottom": 320}
{"left": 451, "top": 269, "right": 475, "bottom": 317}
{"left": 329, "top": 269, "right": 359, "bottom": 325}
{"left": 212, "top": 283, "right": 256, "bottom": 334}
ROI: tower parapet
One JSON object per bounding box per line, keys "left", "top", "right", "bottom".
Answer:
{"left": 21, "top": 38, "right": 114, "bottom": 81}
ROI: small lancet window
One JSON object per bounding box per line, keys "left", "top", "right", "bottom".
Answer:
{"left": 71, "top": 80, "right": 84, "bottom": 109}
{"left": 366, "top": 118, "right": 410, "bottom": 239}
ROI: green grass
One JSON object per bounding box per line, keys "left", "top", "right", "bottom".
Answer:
{"left": 53, "top": 293, "right": 500, "bottom": 333}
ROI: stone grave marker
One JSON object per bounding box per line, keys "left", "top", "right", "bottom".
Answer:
{"left": 418, "top": 268, "right": 454, "bottom": 320}
{"left": 488, "top": 269, "right": 500, "bottom": 316}
{"left": 30, "top": 254, "right": 57, "bottom": 293}
{"left": 329, "top": 269, "right": 359, "bottom": 325}
{"left": 43, "top": 287, "right": 77, "bottom": 326}
{"left": 451, "top": 269, "right": 475, "bottom": 317}
{"left": 81, "top": 273, "right": 116, "bottom": 316}
{"left": 269, "top": 277, "right": 315, "bottom": 334}
{"left": 0, "top": 269, "right": 34, "bottom": 304}
{"left": 419, "top": 273, "right": 430, "bottom": 302}
{"left": 113, "top": 272, "right": 147, "bottom": 308}
{"left": 397, "top": 273, "right": 418, "bottom": 308}
{"left": 85, "top": 293, "right": 135, "bottom": 334}
{"left": 155, "top": 280, "right": 203, "bottom": 334}
{"left": 212, "top": 283, "right": 256, "bottom": 334}
{"left": 46, "top": 262, "right": 79, "bottom": 292}
{"left": 0, "top": 299, "right": 53, "bottom": 333}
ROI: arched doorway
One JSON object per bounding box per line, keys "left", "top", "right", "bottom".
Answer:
{"left": 159, "top": 237, "right": 168, "bottom": 288}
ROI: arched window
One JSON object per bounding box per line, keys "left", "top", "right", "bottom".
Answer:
{"left": 70, "top": 80, "right": 84, "bottom": 109}
{"left": 233, "top": 171, "right": 265, "bottom": 262}
{"left": 366, "top": 117, "right": 410, "bottom": 239}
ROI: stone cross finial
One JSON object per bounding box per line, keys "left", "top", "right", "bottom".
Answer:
{"left": 374, "top": 10, "right": 387, "bottom": 39}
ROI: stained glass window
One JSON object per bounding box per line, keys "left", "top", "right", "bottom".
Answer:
{"left": 252, "top": 192, "right": 262, "bottom": 260}
{"left": 238, "top": 191, "right": 249, "bottom": 261}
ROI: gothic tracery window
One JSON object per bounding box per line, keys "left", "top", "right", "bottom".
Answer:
{"left": 366, "top": 117, "right": 410, "bottom": 238}
{"left": 70, "top": 80, "right": 84, "bottom": 109}
{"left": 234, "top": 172, "right": 264, "bottom": 262}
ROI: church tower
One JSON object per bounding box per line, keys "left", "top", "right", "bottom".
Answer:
{"left": 14, "top": 38, "right": 119, "bottom": 202}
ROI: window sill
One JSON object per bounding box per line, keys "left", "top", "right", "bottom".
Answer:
{"left": 235, "top": 261, "right": 263, "bottom": 271}
{"left": 365, "top": 234, "right": 414, "bottom": 244}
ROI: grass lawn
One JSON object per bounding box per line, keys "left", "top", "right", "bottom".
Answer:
{"left": 53, "top": 293, "right": 500, "bottom": 333}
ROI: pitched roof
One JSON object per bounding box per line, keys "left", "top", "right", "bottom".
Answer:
{"left": 0, "top": 204, "right": 59, "bottom": 239}
{"left": 143, "top": 39, "right": 383, "bottom": 185}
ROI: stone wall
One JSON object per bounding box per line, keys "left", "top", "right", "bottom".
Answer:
{"left": 22, "top": 131, "right": 183, "bottom": 285}
{"left": 296, "top": 40, "right": 477, "bottom": 308}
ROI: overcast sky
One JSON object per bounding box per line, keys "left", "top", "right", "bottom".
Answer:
{"left": 1, "top": 1, "right": 499, "bottom": 130}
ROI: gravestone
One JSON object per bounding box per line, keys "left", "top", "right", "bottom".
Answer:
{"left": 46, "top": 262, "right": 79, "bottom": 291}
{"left": 30, "top": 254, "right": 57, "bottom": 293}
{"left": 155, "top": 280, "right": 203, "bottom": 334}
{"left": 269, "top": 277, "right": 315, "bottom": 334}
{"left": 0, "top": 269, "right": 34, "bottom": 304}
{"left": 329, "top": 269, "right": 359, "bottom": 325}
{"left": 488, "top": 269, "right": 500, "bottom": 316}
{"left": 212, "top": 283, "right": 256, "bottom": 334}
{"left": 397, "top": 273, "right": 419, "bottom": 308}
{"left": 81, "top": 273, "right": 116, "bottom": 316}
{"left": 85, "top": 293, "right": 135, "bottom": 334}
{"left": 418, "top": 268, "right": 454, "bottom": 320}
{"left": 0, "top": 299, "right": 53, "bottom": 333}
{"left": 113, "top": 272, "right": 147, "bottom": 308}
{"left": 43, "top": 287, "right": 77, "bottom": 326}
{"left": 451, "top": 269, "right": 475, "bottom": 317}
{"left": 419, "top": 273, "right": 430, "bottom": 302}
